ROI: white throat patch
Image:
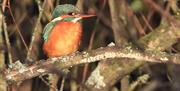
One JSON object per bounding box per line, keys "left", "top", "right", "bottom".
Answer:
{"left": 51, "top": 17, "right": 63, "bottom": 22}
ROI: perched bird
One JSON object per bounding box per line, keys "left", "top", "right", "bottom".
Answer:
{"left": 43, "top": 4, "right": 95, "bottom": 57}
{"left": 42, "top": 4, "right": 95, "bottom": 91}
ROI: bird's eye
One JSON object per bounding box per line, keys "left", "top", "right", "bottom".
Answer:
{"left": 68, "top": 12, "right": 76, "bottom": 16}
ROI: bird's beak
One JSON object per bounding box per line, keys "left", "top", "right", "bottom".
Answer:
{"left": 72, "top": 14, "right": 96, "bottom": 23}
{"left": 51, "top": 14, "right": 96, "bottom": 23}
{"left": 78, "top": 14, "right": 96, "bottom": 18}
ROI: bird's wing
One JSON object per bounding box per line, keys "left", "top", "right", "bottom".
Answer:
{"left": 43, "top": 22, "right": 56, "bottom": 41}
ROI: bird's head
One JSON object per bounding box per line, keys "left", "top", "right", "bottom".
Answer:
{"left": 51, "top": 4, "right": 95, "bottom": 23}
{"left": 52, "top": 4, "right": 80, "bottom": 19}
{"left": 43, "top": 4, "right": 95, "bottom": 41}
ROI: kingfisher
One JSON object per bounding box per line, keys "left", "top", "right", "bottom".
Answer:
{"left": 43, "top": 4, "right": 95, "bottom": 57}
{"left": 42, "top": 4, "right": 95, "bottom": 91}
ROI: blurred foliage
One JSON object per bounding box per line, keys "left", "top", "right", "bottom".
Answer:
{"left": 1, "top": 0, "right": 180, "bottom": 91}
{"left": 130, "top": 0, "right": 144, "bottom": 13}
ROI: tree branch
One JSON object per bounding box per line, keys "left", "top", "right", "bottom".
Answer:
{"left": 4, "top": 45, "right": 180, "bottom": 84}
{"left": 85, "top": 1, "right": 180, "bottom": 90}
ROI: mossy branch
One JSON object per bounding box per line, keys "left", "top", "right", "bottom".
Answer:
{"left": 4, "top": 45, "right": 180, "bottom": 84}
{"left": 85, "top": 1, "right": 180, "bottom": 90}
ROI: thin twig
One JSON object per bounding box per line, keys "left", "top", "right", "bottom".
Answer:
{"left": 0, "top": 6, "right": 7, "bottom": 91}
{"left": 2, "top": 16, "right": 13, "bottom": 64}
{"left": 1, "top": 1, "right": 13, "bottom": 63}
{"left": 82, "top": 15, "right": 99, "bottom": 85}
{"left": 133, "top": 14, "right": 145, "bottom": 35}
{"left": 81, "top": 0, "right": 106, "bottom": 85}
{"left": 59, "top": 77, "right": 66, "bottom": 91}
{"left": 26, "top": 0, "right": 47, "bottom": 61}
{"left": 2, "top": 0, "right": 8, "bottom": 12}
{"left": 129, "top": 74, "right": 150, "bottom": 91}
{"left": 144, "top": 0, "right": 175, "bottom": 23}
{"left": 141, "top": 13, "right": 154, "bottom": 32}
{"left": 7, "top": 0, "right": 28, "bottom": 51}
{"left": 143, "top": 11, "right": 154, "bottom": 31}
{"left": 39, "top": 75, "right": 58, "bottom": 91}
{"left": 81, "top": 27, "right": 96, "bottom": 88}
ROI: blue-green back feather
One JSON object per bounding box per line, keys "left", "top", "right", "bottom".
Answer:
{"left": 43, "top": 22, "right": 56, "bottom": 41}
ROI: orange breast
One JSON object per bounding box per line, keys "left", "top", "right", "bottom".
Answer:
{"left": 43, "top": 22, "right": 82, "bottom": 57}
